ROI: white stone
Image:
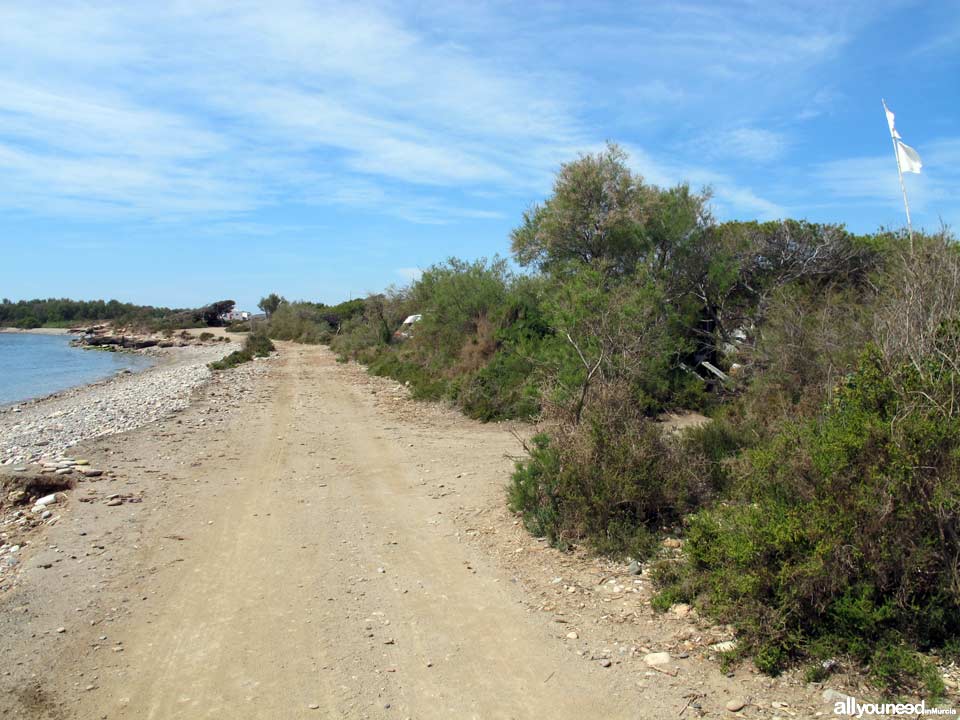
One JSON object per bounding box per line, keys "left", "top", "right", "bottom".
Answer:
{"left": 643, "top": 652, "right": 671, "bottom": 666}
{"left": 669, "top": 603, "right": 692, "bottom": 618}
{"left": 822, "top": 689, "right": 852, "bottom": 705}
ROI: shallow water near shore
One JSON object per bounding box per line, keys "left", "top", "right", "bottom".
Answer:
{"left": 0, "top": 333, "right": 154, "bottom": 406}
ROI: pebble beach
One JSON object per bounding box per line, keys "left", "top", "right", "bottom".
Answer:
{"left": 0, "top": 344, "right": 233, "bottom": 465}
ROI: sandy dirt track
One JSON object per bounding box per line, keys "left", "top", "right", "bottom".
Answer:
{"left": 82, "top": 344, "right": 640, "bottom": 719}
{"left": 1, "top": 343, "right": 841, "bottom": 719}
{"left": 2, "top": 345, "right": 644, "bottom": 719}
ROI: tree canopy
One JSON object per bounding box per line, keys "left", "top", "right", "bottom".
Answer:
{"left": 258, "top": 293, "right": 286, "bottom": 317}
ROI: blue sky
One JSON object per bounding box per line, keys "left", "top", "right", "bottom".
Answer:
{"left": 1, "top": 0, "right": 958, "bottom": 311}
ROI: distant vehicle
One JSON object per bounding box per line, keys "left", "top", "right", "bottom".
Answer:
{"left": 223, "top": 310, "right": 251, "bottom": 322}
{"left": 393, "top": 314, "right": 422, "bottom": 340}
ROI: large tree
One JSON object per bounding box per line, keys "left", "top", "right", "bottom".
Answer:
{"left": 510, "top": 143, "right": 662, "bottom": 276}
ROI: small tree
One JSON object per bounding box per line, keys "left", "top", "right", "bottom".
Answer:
{"left": 258, "top": 293, "right": 286, "bottom": 318}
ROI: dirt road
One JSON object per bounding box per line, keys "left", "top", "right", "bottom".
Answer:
{"left": 1, "top": 344, "right": 832, "bottom": 719}
{"left": 95, "top": 344, "right": 643, "bottom": 719}
{"left": 1, "top": 345, "right": 643, "bottom": 718}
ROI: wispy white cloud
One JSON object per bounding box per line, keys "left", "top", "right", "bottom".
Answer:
{"left": 0, "top": 0, "right": 937, "bottom": 232}
{"left": 686, "top": 127, "right": 789, "bottom": 164}
{"left": 0, "top": 79, "right": 226, "bottom": 161}
{"left": 796, "top": 87, "right": 844, "bottom": 121}
{"left": 816, "top": 156, "right": 903, "bottom": 203}
{"left": 0, "top": 1, "right": 583, "bottom": 222}
{"left": 813, "top": 137, "right": 960, "bottom": 229}
{"left": 621, "top": 80, "right": 687, "bottom": 106}
{"left": 624, "top": 143, "right": 786, "bottom": 220}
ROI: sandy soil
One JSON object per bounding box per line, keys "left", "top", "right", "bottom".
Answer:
{"left": 0, "top": 343, "right": 881, "bottom": 719}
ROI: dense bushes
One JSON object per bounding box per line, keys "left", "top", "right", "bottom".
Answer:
{"left": 0, "top": 297, "right": 241, "bottom": 331}
{"left": 253, "top": 296, "right": 367, "bottom": 345}
{"left": 509, "top": 388, "right": 720, "bottom": 557}
{"left": 329, "top": 258, "right": 546, "bottom": 421}
{"left": 649, "top": 233, "right": 960, "bottom": 694}
{"left": 656, "top": 339, "right": 960, "bottom": 694}
{"left": 209, "top": 332, "right": 275, "bottom": 370}
{"left": 265, "top": 303, "right": 333, "bottom": 344}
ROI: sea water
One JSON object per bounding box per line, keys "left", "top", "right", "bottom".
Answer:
{"left": 0, "top": 333, "right": 154, "bottom": 406}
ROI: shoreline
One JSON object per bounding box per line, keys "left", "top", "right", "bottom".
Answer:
{"left": 0, "top": 327, "right": 77, "bottom": 335}
{"left": 0, "top": 342, "right": 235, "bottom": 465}
{"left": 0, "top": 351, "right": 161, "bottom": 414}
{"left": 0, "top": 330, "right": 156, "bottom": 411}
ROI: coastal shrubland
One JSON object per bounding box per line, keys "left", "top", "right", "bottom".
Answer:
{"left": 266, "top": 143, "right": 959, "bottom": 692}
{"left": 255, "top": 297, "right": 366, "bottom": 344}
{"left": 263, "top": 303, "right": 333, "bottom": 344}
{"left": 12, "top": 143, "right": 948, "bottom": 693}
{"left": 330, "top": 258, "right": 547, "bottom": 416}
{"left": 650, "top": 234, "right": 960, "bottom": 692}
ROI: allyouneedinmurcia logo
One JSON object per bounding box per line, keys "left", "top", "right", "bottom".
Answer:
{"left": 833, "top": 696, "right": 957, "bottom": 717}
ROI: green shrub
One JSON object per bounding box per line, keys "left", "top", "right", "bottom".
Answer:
{"left": 655, "top": 343, "right": 960, "bottom": 695}
{"left": 409, "top": 257, "right": 512, "bottom": 367}
{"left": 244, "top": 332, "right": 275, "bottom": 357}
{"left": 508, "top": 434, "right": 565, "bottom": 546}
{"left": 869, "top": 644, "right": 945, "bottom": 698}
{"left": 296, "top": 322, "right": 332, "bottom": 345}
{"left": 457, "top": 351, "right": 540, "bottom": 421}
{"left": 198, "top": 331, "right": 214, "bottom": 341}
{"left": 327, "top": 259, "right": 546, "bottom": 422}
{"left": 316, "top": 297, "right": 368, "bottom": 331}
{"left": 366, "top": 351, "right": 449, "bottom": 401}
{"left": 675, "top": 418, "right": 747, "bottom": 493}
{"left": 209, "top": 332, "right": 274, "bottom": 370}
{"left": 456, "top": 285, "right": 551, "bottom": 421}
{"left": 508, "top": 387, "right": 720, "bottom": 558}
{"left": 330, "top": 314, "right": 388, "bottom": 360}
{"left": 265, "top": 302, "right": 333, "bottom": 344}
{"left": 14, "top": 316, "right": 40, "bottom": 329}
{"left": 209, "top": 350, "right": 251, "bottom": 370}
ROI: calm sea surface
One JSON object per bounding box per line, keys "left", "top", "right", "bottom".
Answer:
{"left": 0, "top": 333, "right": 154, "bottom": 406}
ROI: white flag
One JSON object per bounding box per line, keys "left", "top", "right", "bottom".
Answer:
{"left": 883, "top": 99, "right": 922, "bottom": 173}
{"left": 884, "top": 101, "right": 897, "bottom": 136}
{"left": 897, "top": 140, "right": 923, "bottom": 173}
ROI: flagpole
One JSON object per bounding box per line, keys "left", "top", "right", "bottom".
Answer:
{"left": 883, "top": 98, "right": 914, "bottom": 252}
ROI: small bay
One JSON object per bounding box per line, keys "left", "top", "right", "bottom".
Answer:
{"left": 0, "top": 333, "right": 154, "bottom": 406}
